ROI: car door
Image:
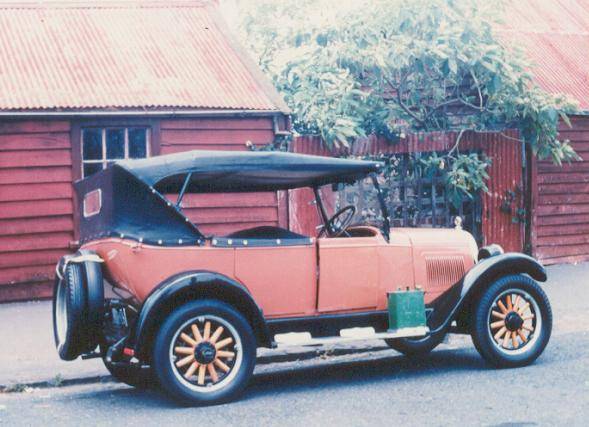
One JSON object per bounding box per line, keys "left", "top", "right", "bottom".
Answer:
{"left": 316, "top": 235, "right": 381, "bottom": 313}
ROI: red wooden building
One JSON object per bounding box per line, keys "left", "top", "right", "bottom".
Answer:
{"left": 502, "top": 0, "right": 589, "bottom": 264}
{"left": 0, "top": 1, "right": 290, "bottom": 301}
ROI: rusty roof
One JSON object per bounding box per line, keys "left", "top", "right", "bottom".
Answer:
{"left": 0, "top": 1, "right": 289, "bottom": 113}
{"left": 501, "top": 0, "right": 589, "bottom": 112}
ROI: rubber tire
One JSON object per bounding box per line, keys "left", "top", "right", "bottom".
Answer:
{"left": 385, "top": 331, "right": 445, "bottom": 357}
{"left": 53, "top": 263, "right": 89, "bottom": 361}
{"left": 470, "top": 274, "right": 552, "bottom": 368}
{"left": 103, "top": 359, "right": 157, "bottom": 390}
{"left": 152, "top": 300, "right": 256, "bottom": 406}
{"left": 78, "top": 250, "right": 104, "bottom": 353}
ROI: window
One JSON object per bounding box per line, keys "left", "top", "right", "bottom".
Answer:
{"left": 81, "top": 127, "right": 150, "bottom": 177}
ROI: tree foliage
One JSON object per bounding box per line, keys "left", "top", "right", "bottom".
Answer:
{"left": 238, "top": 0, "right": 579, "bottom": 203}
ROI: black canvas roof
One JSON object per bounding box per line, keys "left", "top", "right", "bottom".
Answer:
{"left": 74, "top": 150, "right": 382, "bottom": 246}
{"left": 116, "top": 150, "right": 382, "bottom": 193}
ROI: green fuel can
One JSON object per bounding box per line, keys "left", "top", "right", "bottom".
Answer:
{"left": 387, "top": 288, "right": 426, "bottom": 330}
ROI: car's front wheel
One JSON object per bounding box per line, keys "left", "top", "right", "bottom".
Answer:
{"left": 152, "top": 300, "right": 256, "bottom": 406}
{"left": 470, "top": 274, "right": 552, "bottom": 368}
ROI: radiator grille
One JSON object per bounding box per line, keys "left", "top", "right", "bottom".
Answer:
{"left": 425, "top": 255, "right": 466, "bottom": 291}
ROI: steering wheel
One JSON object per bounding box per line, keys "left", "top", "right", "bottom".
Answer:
{"left": 319, "top": 205, "right": 356, "bottom": 237}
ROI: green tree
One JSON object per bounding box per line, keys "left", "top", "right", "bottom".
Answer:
{"left": 238, "top": 0, "right": 579, "bottom": 203}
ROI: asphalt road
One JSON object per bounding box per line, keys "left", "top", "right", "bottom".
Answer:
{"left": 1, "top": 263, "right": 588, "bottom": 426}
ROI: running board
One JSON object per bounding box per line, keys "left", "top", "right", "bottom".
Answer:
{"left": 273, "top": 326, "right": 429, "bottom": 348}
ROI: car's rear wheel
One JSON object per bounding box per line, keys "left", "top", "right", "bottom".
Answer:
{"left": 152, "top": 300, "right": 256, "bottom": 406}
{"left": 470, "top": 274, "right": 552, "bottom": 368}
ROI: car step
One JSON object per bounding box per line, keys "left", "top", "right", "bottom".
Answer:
{"left": 273, "top": 326, "right": 429, "bottom": 348}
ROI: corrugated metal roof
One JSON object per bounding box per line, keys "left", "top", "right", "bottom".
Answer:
{"left": 0, "top": 1, "right": 288, "bottom": 112}
{"left": 501, "top": 0, "right": 589, "bottom": 111}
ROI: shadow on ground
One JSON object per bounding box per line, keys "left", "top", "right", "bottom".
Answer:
{"left": 68, "top": 347, "right": 490, "bottom": 409}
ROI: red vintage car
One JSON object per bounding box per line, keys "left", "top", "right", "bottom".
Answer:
{"left": 53, "top": 150, "right": 552, "bottom": 405}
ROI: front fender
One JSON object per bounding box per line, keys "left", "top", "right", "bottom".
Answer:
{"left": 129, "top": 271, "right": 271, "bottom": 359}
{"left": 428, "top": 253, "right": 546, "bottom": 333}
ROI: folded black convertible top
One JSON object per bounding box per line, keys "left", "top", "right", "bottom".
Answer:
{"left": 115, "top": 150, "right": 382, "bottom": 193}
{"left": 73, "top": 150, "right": 382, "bottom": 246}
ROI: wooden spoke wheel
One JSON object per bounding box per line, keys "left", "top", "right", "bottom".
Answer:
{"left": 470, "top": 274, "right": 552, "bottom": 368}
{"left": 152, "top": 300, "right": 256, "bottom": 405}
{"left": 488, "top": 290, "right": 540, "bottom": 354}
{"left": 170, "top": 316, "right": 241, "bottom": 391}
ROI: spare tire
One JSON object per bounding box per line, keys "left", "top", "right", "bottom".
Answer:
{"left": 52, "top": 252, "right": 105, "bottom": 360}
{"left": 78, "top": 250, "right": 104, "bottom": 352}
{"left": 53, "top": 262, "right": 89, "bottom": 360}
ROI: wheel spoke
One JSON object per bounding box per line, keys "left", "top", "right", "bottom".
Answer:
{"left": 180, "top": 332, "right": 197, "bottom": 347}
{"left": 214, "top": 358, "right": 230, "bottom": 373}
{"left": 492, "top": 310, "right": 506, "bottom": 319}
{"left": 511, "top": 331, "right": 518, "bottom": 349}
{"left": 210, "top": 326, "right": 224, "bottom": 344}
{"left": 522, "top": 314, "right": 535, "bottom": 321}
{"left": 490, "top": 320, "right": 505, "bottom": 330}
{"left": 497, "top": 300, "right": 508, "bottom": 314}
{"left": 197, "top": 365, "right": 206, "bottom": 386}
{"left": 191, "top": 324, "right": 203, "bottom": 343}
{"left": 176, "top": 355, "right": 194, "bottom": 368}
{"left": 184, "top": 362, "right": 199, "bottom": 379}
{"left": 506, "top": 295, "right": 513, "bottom": 311}
{"left": 517, "top": 329, "right": 528, "bottom": 343}
{"left": 216, "top": 350, "right": 235, "bottom": 359}
{"left": 207, "top": 364, "right": 219, "bottom": 383}
{"left": 522, "top": 324, "right": 534, "bottom": 332}
{"left": 203, "top": 321, "right": 211, "bottom": 341}
{"left": 215, "top": 337, "right": 233, "bottom": 350}
{"left": 502, "top": 329, "right": 511, "bottom": 348}
{"left": 494, "top": 326, "right": 507, "bottom": 341}
{"left": 174, "top": 346, "right": 194, "bottom": 356}
{"left": 513, "top": 295, "right": 521, "bottom": 310}
{"left": 518, "top": 302, "right": 530, "bottom": 316}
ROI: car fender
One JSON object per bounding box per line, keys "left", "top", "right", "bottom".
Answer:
{"left": 130, "top": 271, "right": 271, "bottom": 359}
{"left": 428, "top": 252, "right": 547, "bottom": 333}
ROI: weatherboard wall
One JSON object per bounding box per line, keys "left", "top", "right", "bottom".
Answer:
{"left": 0, "top": 117, "right": 284, "bottom": 302}
{"left": 531, "top": 116, "right": 589, "bottom": 264}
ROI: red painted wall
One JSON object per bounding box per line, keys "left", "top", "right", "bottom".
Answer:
{"left": 0, "top": 116, "right": 285, "bottom": 302}
{"left": 531, "top": 116, "right": 589, "bottom": 264}
{"left": 0, "top": 121, "right": 74, "bottom": 301}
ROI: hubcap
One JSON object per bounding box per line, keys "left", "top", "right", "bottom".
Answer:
{"left": 487, "top": 289, "right": 542, "bottom": 355}
{"left": 169, "top": 315, "right": 242, "bottom": 393}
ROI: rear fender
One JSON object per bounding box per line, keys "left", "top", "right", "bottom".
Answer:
{"left": 428, "top": 253, "right": 547, "bottom": 333}
{"left": 130, "top": 271, "right": 271, "bottom": 360}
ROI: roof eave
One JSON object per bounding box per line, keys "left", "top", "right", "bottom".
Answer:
{"left": 0, "top": 108, "right": 289, "bottom": 118}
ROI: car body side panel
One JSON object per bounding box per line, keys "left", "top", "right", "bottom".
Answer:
{"left": 82, "top": 239, "right": 235, "bottom": 302}
{"left": 82, "top": 238, "right": 318, "bottom": 318}
{"left": 234, "top": 245, "right": 317, "bottom": 317}
{"left": 376, "top": 235, "right": 414, "bottom": 310}
{"left": 398, "top": 228, "right": 477, "bottom": 303}
{"left": 317, "top": 236, "right": 380, "bottom": 312}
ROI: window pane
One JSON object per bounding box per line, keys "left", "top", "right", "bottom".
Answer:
{"left": 83, "top": 129, "right": 102, "bottom": 160}
{"left": 106, "top": 129, "right": 125, "bottom": 159}
{"left": 83, "top": 162, "right": 103, "bottom": 177}
{"left": 128, "top": 128, "right": 147, "bottom": 158}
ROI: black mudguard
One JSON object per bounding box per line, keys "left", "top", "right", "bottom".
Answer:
{"left": 130, "top": 271, "right": 271, "bottom": 360}
{"left": 427, "top": 253, "right": 547, "bottom": 334}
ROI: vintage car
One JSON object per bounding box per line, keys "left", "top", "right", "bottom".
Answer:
{"left": 53, "top": 150, "right": 552, "bottom": 405}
